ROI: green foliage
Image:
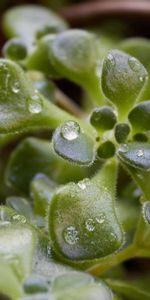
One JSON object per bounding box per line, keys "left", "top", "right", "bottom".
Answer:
{"left": 53, "top": 121, "right": 95, "bottom": 165}
{"left": 0, "top": 3, "right": 150, "bottom": 300}
{"left": 90, "top": 106, "right": 117, "bottom": 132}
{"left": 49, "top": 160, "right": 123, "bottom": 262}
{"left": 101, "top": 50, "right": 148, "bottom": 119}
{"left": 3, "top": 38, "right": 27, "bottom": 61}
{"left": 2, "top": 5, "right": 68, "bottom": 46}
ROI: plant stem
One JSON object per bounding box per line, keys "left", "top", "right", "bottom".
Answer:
{"left": 54, "top": 89, "right": 84, "bottom": 118}
{"left": 87, "top": 244, "right": 136, "bottom": 276}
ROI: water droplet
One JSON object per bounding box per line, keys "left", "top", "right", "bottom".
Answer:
{"left": 139, "top": 76, "right": 144, "bottom": 82}
{"left": 85, "top": 218, "right": 95, "bottom": 232}
{"left": 78, "top": 182, "right": 86, "bottom": 190}
{"left": 143, "top": 202, "right": 150, "bottom": 225}
{"left": 63, "top": 225, "right": 79, "bottom": 245}
{"left": 12, "top": 82, "right": 20, "bottom": 94}
{"left": 128, "top": 57, "right": 141, "bottom": 72}
{"left": 119, "top": 144, "right": 129, "bottom": 153}
{"left": 27, "top": 94, "right": 43, "bottom": 114}
{"left": 106, "top": 53, "right": 115, "bottom": 67}
{"left": 12, "top": 214, "right": 26, "bottom": 224}
{"left": 96, "top": 213, "right": 105, "bottom": 224}
{"left": 61, "top": 121, "right": 80, "bottom": 141}
{"left": 137, "top": 149, "right": 144, "bottom": 157}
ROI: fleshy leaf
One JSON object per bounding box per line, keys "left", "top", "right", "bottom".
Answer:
{"left": 26, "top": 35, "right": 60, "bottom": 78}
{"left": 114, "top": 123, "right": 130, "bottom": 144}
{"left": 101, "top": 50, "right": 148, "bottom": 119}
{"left": 2, "top": 5, "right": 67, "bottom": 46}
{"left": 0, "top": 258, "right": 23, "bottom": 300}
{"left": 90, "top": 106, "right": 117, "bottom": 132}
{"left": 52, "top": 273, "right": 113, "bottom": 300}
{"left": 0, "top": 59, "right": 72, "bottom": 134}
{"left": 129, "top": 100, "right": 150, "bottom": 132}
{"left": 5, "top": 137, "right": 89, "bottom": 194}
{"left": 6, "top": 196, "right": 33, "bottom": 220}
{"left": 53, "top": 121, "right": 95, "bottom": 166}
{"left": 3, "top": 38, "right": 27, "bottom": 61}
{"left": 48, "top": 160, "right": 123, "bottom": 262}
{"left": 0, "top": 213, "right": 36, "bottom": 279}
{"left": 47, "top": 29, "right": 103, "bottom": 103}
{"left": 97, "top": 141, "right": 116, "bottom": 160}
{"left": 118, "top": 143, "right": 150, "bottom": 170}
{"left": 23, "top": 275, "right": 49, "bottom": 294}
{"left": 30, "top": 174, "right": 57, "bottom": 217}
{"left": 106, "top": 278, "right": 150, "bottom": 300}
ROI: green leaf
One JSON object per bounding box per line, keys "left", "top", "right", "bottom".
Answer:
{"left": 53, "top": 121, "right": 95, "bottom": 165}
{"left": 101, "top": 50, "right": 148, "bottom": 119}
{"left": 0, "top": 59, "right": 72, "bottom": 134}
{"left": 120, "top": 38, "right": 150, "bottom": 68}
{"left": 48, "top": 159, "right": 123, "bottom": 262}
{"left": 2, "top": 5, "right": 68, "bottom": 46}
{"left": 106, "top": 278, "right": 150, "bottom": 300}
{"left": 23, "top": 275, "right": 49, "bottom": 294}
{"left": 52, "top": 273, "right": 113, "bottom": 300}
{"left": 0, "top": 215, "right": 36, "bottom": 279}
{"left": 117, "top": 143, "right": 150, "bottom": 170}
{"left": 3, "top": 38, "right": 27, "bottom": 61}
{"left": 30, "top": 174, "right": 57, "bottom": 217}
{"left": 47, "top": 29, "right": 103, "bottom": 103}
{"left": 90, "top": 106, "right": 117, "bottom": 132}
{"left": 6, "top": 196, "right": 33, "bottom": 220}
{"left": 114, "top": 123, "right": 130, "bottom": 144}
{"left": 129, "top": 101, "right": 150, "bottom": 132}
{"left": 0, "top": 258, "right": 23, "bottom": 300}
{"left": 97, "top": 141, "right": 116, "bottom": 160}
{"left": 5, "top": 137, "right": 89, "bottom": 194}
{"left": 26, "top": 35, "right": 61, "bottom": 78}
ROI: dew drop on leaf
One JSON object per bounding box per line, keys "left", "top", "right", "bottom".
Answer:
{"left": 85, "top": 218, "right": 95, "bottom": 232}
{"left": 128, "top": 57, "right": 141, "bottom": 72}
{"left": 78, "top": 182, "right": 86, "bottom": 190}
{"left": 12, "top": 82, "right": 20, "bottom": 94}
{"left": 143, "top": 202, "right": 150, "bottom": 225}
{"left": 119, "top": 144, "right": 129, "bottom": 153}
{"left": 27, "top": 94, "right": 43, "bottom": 114}
{"left": 63, "top": 225, "right": 79, "bottom": 245}
{"left": 61, "top": 121, "right": 80, "bottom": 141}
{"left": 137, "top": 149, "right": 144, "bottom": 157}
{"left": 96, "top": 213, "right": 105, "bottom": 224}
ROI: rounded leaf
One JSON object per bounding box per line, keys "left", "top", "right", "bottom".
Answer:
{"left": 31, "top": 174, "right": 57, "bottom": 216}
{"left": 0, "top": 258, "right": 23, "bottom": 300}
{"left": 90, "top": 106, "right": 117, "bottom": 132}
{"left": 53, "top": 121, "right": 95, "bottom": 166}
{"left": 118, "top": 142, "right": 150, "bottom": 170}
{"left": 0, "top": 220, "right": 36, "bottom": 279}
{"left": 52, "top": 273, "right": 113, "bottom": 300}
{"left": 3, "top": 38, "right": 27, "bottom": 61}
{"left": 129, "top": 100, "right": 150, "bottom": 132}
{"left": 101, "top": 50, "right": 148, "bottom": 117}
{"left": 97, "top": 141, "right": 116, "bottom": 159}
{"left": 5, "top": 137, "right": 89, "bottom": 194}
{"left": 49, "top": 29, "right": 103, "bottom": 102}
{"left": 2, "top": 5, "right": 67, "bottom": 46}
{"left": 49, "top": 162, "right": 123, "bottom": 261}
{"left": 115, "top": 123, "right": 130, "bottom": 144}
{"left": 0, "top": 59, "right": 71, "bottom": 134}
